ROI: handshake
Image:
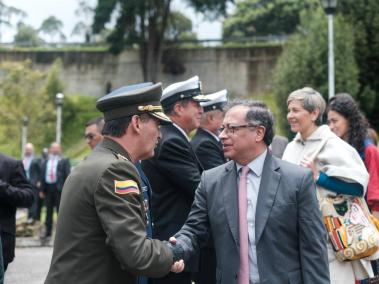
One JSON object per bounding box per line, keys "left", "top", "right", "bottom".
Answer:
{"left": 167, "top": 237, "right": 186, "bottom": 273}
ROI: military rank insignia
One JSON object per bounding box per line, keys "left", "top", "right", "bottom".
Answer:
{"left": 114, "top": 179, "right": 139, "bottom": 195}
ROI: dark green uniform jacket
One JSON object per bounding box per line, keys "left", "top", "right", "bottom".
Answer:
{"left": 45, "top": 138, "right": 173, "bottom": 284}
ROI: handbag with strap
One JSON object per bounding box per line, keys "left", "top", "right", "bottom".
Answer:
{"left": 320, "top": 195, "right": 379, "bottom": 261}
{"left": 309, "top": 138, "right": 379, "bottom": 262}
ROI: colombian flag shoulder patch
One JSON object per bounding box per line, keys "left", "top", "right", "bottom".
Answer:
{"left": 114, "top": 179, "right": 139, "bottom": 195}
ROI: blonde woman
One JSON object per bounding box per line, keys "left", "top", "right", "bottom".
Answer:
{"left": 282, "top": 87, "right": 372, "bottom": 283}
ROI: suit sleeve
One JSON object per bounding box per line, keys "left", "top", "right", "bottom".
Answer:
{"left": 175, "top": 172, "right": 211, "bottom": 260}
{"left": 195, "top": 141, "right": 225, "bottom": 170}
{"left": 0, "top": 160, "right": 34, "bottom": 208}
{"left": 298, "top": 170, "right": 330, "bottom": 283}
{"left": 156, "top": 137, "right": 201, "bottom": 199}
{"left": 94, "top": 161, "right": 173, "bottom": 277}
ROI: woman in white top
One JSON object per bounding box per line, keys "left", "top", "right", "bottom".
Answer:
{"left": 282, "top": 87, "right": 372, "bottom": 283}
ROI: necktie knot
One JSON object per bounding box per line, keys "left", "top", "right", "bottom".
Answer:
{"left": 240, "top": 166, "right": 250, "bottom": 177}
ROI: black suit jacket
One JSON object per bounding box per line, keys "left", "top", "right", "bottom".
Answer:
{"left": 0, "top": 153, "right": 34, "bottom": 265}
{"left": 26, "top": 157, "right": 41, "bottom": 189}
{"left": 142, "top": 124, "right": 203, "bottom": 270}
{"left": 191, "top": 128, "right": 226, "bottom": 170}
{"left": 41, "top": 156, "right": 71, "bottom": 192}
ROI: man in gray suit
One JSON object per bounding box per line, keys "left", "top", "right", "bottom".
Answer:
{"left": 170, "top": 103, "right": 329, "bottom": 284}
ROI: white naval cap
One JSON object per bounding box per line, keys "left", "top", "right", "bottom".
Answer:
{"left": 201, "top": 89, "right": 228, "bottom": 112}
{"left": 160, "top": 76, "right": 209, "bottom": 108}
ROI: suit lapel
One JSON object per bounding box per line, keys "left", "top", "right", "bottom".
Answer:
{"left": 222, "top": 161, "right": 239, "bottom": 247}
{"left": 171, "top": 124, "right": 204, "bottom": 171}
{"left": 199, "top": 128, "right": 226, "bottom": 162}
{"left": 255, "top": 154, "right": 281, "bottom": 243}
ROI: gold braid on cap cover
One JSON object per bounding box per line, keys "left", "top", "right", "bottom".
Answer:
{"left": 138, "top": 105, "right": 163, "bottom": 112}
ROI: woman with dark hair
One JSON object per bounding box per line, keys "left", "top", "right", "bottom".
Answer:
{"left": 327, "top": 93, "right": 379, "bottom": 217}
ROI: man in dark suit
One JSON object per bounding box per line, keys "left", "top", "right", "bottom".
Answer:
{"left": 192, "top": 89, "right": 227, "bottom": 170}
{"left": 0, "top": 152, "right": 34, "bottom": 271}
{"left": 22, "top": 143, "right": 41, "bottom": 223}
{"left": 142, "top": 76, "right": 208, "bottom": 284}
{"left": 269, "top": 135, "right": 289, "bottom": 159}
{"left": 170, "top": 103, "right": 330, "bottom": 284}
{"left": 190, "top": 89, "right": 227, "bottom": 284}
{"left": 40, "top": 142, "right": 70, "bottom": 239}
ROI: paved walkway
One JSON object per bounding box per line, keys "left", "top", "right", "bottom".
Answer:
{"left": 4, "top": 240, "right": 53, "bottom": 284}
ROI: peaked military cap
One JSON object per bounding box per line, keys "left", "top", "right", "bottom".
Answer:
{"left": 201, "top": 89, "right": 228, "bottom": 112}
{"left": 96, "top": 82, "right": 171, "bottom": 124}
{"left": 160, "top": 76, "right": 209, "bottom": 108}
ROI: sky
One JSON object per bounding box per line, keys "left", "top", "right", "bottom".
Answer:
{"left": 2, "top": 0, "right": 225, "bottom": 43}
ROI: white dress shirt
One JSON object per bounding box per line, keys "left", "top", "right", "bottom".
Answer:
{"left": 236, "top": 149, "right": 267, "bottom": 284}
{"left": 173, "top": 123, "right": 190, "bottom": 142}
{"left": 202, "top": 127, "right": 220, "bottom": 142}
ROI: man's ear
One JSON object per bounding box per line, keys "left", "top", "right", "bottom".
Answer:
{"left": 173, "top": 102, "right": 182, "bottom": 117}
{"left": 255, "top": 126, "right": 266, "bottom": 142}
{"left": 130, "top": 115, "right": 141, "bottom": 133}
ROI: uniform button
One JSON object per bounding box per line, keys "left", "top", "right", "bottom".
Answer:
{"left": 234, "top": 274, "right": 238, "bottom": 279}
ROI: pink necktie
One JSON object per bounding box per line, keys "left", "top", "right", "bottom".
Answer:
{"left": 238, "top": 166, "right": 250, "bottom": 284}
{"left": 49, "top": 158, "right": 56, "bottom": 182}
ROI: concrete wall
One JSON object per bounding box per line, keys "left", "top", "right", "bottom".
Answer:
{"left": 0, "top": 46, "right": 282, "bottom": 98}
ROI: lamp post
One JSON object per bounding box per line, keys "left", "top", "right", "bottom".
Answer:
{"left": 21, "top": 116, "right": 29, "bottom": 157}
{"left": 55, "top": 93, "right": 64, "bottom": 144}
{"left": 321, "top": 0, "right": 338, "bottom": 100}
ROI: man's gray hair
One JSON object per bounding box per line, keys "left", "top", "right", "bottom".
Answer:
{"left": 287, "top": 87, "right": 326, "bottom": 126}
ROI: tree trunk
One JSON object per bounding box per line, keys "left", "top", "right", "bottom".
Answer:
{"left": 141, "top": 0, "right": 171, "bottom": 82}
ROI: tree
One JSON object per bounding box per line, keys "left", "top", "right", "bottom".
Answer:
{"left": 273, "top": 8, "right": 359, "bottom": 135}
{"left": 337, "top": 0, "right": 379, "bottom": 126}
{"left": 165, "top": 11, "right": 197, "bottom": 41}
{"left": 0, "top": 60, "right": 61, "bottom": 156}
{"left": 223, "top": 0, "right": 318, "bottom": 38}
{"left": 39, "top": 16, "right": 66, "bottom": 42}
{"left": 0, "top": 1, "right": 26, "bottom": 41}
{"left": 13, "top": 22, "right": 43, "bottom": 46}
{"left": 72, "top": 0, "right": 94, "bottom": 43}
{"left": 92, "top": 0, "right": 232, "bottom": 81}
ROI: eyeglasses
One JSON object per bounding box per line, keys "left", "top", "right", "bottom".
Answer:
{"left": 218, "top": 123, "right": 258, "bottom": 134}
{"left": 84, "top": 133, "right": 96, "bottom": 140}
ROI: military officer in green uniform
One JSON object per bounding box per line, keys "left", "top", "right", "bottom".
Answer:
{"left": 45, "top": 83, "right": 184, "bottom": 284}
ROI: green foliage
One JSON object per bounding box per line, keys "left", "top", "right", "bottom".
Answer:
{"left": 223, "top": 0, "right": 319, "bottom": 38}
{"left": 165, "top": 11, "right": 197, "bottom": 41}
{"left": 60, "top": 94, "right": 100, "bottom": 152}
{"left": 14, "top": 23, "right": 43, "bottom": 47}
{"left": 0, "top": 60, "right": 101, "bottom": 160}
{"left": 0, "top": 1, "right": 26, "bottom": 41}
{"left": 338, "top": 0, "right": 379, "bottom": 125}
{"left": 92, "top": 0, "right": 232, "bottom": 80}
{"left": 45, "top": 59, "right": 65, "bottom": 101}
{"left": 39, "top": 16, "right": 66, "bottom": 42}
{"left": 273, "top": 8, "right": 359, "bottom": 134}
{"left": 0, "top": 60, "right": 57, "bottom": 157}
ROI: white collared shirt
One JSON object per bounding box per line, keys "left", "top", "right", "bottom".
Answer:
{"left": 201, "top": 127, "right": 220, "bottom": 142}
{"left": 236, "top": 149, "right": 267, "bottom": 284}
{"left": 173, "top": 123, "right": 190, "bottom": 142}
{"left": 45, "top": 155, "right": 59, "bottom": 184}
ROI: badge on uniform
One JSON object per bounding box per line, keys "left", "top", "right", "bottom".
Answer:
{"left": 114, "top": 179, "right": 139, "bottom": 195}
